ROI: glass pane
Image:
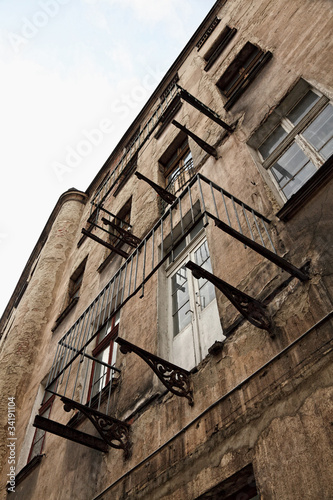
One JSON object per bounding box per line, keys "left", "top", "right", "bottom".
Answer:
{"left": 189, "top": 218, "right": 204, "bottom": 240}
{"left": 194, "top": 241, "right": 215, "bottom": 309}
{"left": 110, "top": 343, "right": 117, "bottom": 368}
{"left": 270, "top": 142, "right": 313, "bottom": 189}
{"left": 282, "top": 161, "right": 317, "bottom": 199}
{"left": 198, "top": 281, "right": 216, "bottom": 309}
{"left": 258, "top": 125, "right": 288, "bottom": 159}
{"left": 172, "top": 268, "right": 189, "bottom": 311}
{"left": 172, "top": 266, "right": 191, "bottom": 336}
{"left": 173, "top": 301, "right": 191, "bottom": 336}
{"left": 320, "top": 137, "right": 333, "bottom": 160}
{"left": 168, "top": 166, "right": 180, "bottom": 184}
{"left": 287, "top": 90, "right": 320, "bottom": 125}
{"left": 194, "top": 241, "right": 210, "bottom": 267}
{"left": 92, "top": 347, "right": 110, "bottom": 395}
{"left": 183, "top": 150, "right": 192, "bottom": 169}
{"left": 302, "top": 104, "right": 333, "bottom": 155}
{"left": 98, "top": 323, "right": 112, "bottom": 342}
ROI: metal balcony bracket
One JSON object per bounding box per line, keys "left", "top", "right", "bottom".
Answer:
{"left": 61, "top": 396, "right": 131, "bottom": 459}
{"left": 208, "top": 213, "right": 309, "bottom": 282}
{"left": 185, "top": 261, "right": 272, "bottom": 332}
{"left": 135, "top": 171, "right": 177, "bottom": 205}
{"left": 101, "top": 217, "right": 141, "bottom": 247}
{"left": 116, "top": 337, "right": 194, "bottom": 406}
{"left": 33, "top": 414, "right": 109, "bottom": 453}
{"left": 172, "top": 120, "right": 218, "bottom": 158}
{"left": 176, "top": 85, "right": 234, "bottom": 134}
{"left": 81, "top": 228, "right": 130, "bottom": 259}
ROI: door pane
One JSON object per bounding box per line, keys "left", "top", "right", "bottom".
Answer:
{"left": 194, "top": 241, "right": 215, "bottom": 309}
{"left": 172, "top": 267, "right": 191, "bottom": 336}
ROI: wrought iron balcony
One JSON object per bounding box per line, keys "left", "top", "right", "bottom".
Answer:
{"left": 38, "top": 173, "right": 308, "bottom": 455}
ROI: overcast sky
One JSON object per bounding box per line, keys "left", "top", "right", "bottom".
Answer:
{"left": 0, "top": 0, "right": 217, "bottom": 317}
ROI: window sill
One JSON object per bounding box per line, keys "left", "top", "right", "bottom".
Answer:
{"left": 52, "top": 297, "right": 79, "bottom": 332}
{"left": 276, "top": 154, "right": 333, "bottom": 221}
{"left": 7, "top": 454, "right": 44, "bottom": 492}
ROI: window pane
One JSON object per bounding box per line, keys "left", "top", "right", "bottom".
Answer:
{"left": 259, "top": 125, "right": 288, "bottom": 159}
{"left": 320, "top": 137, "right": 333, "bottom": 160}
{"left": 172, "top": 239, "right": 187, "bottom": 260}
{"left": 271, "top": 142, "right": 316, "bottom": 198}
{"left": 302, "top": 104, "right": 333, "bottom": 156}
{"left": 92, "top": 347, "right": 110, "bottom": 396}
{"left": 287, "top": 90, "right": 320, "bottom": 125}
{"left": 282, "top": 161, "right": 317, "bottom": 199}
{"left": 271, "top": 142, "right": 312, "bottom": 187}
{"left": 189, "top": 218, "right": 204, "bottom": 240}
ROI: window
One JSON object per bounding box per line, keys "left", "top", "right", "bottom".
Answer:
{"left": 165, "top": 220, "right": 224, "bottom": 370}
{"left": 68, "top": 258, "right": 87, "bottom": 303}
{"left": 88, "top": 312, "right": 119, "bottom": 402}
{"left": 255, "top": 82, "right": 333, "bottom": 201}
{"left": 53, "top": 258, "right": 87, "bottom": 331}
{"left": 196, "top": 464, "right": 259, "bottom": 500}
{"left": 203, "top": 25, "right": 237, "bottom": 72}
{"left": 27, "top": 381, "right": 57, "bottom": 462}
{"left": 108, "top": 199, "right": 131, "bottom": 249}
{"left": 216, "top": 42, "right": 272, "bottom": 111}
{"left": 161, "top": 138, "right": 194, "bottom": 198}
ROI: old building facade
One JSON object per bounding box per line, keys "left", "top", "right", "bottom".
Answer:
{"left": 1, "top": 0, "right": 333, "bottom": 498}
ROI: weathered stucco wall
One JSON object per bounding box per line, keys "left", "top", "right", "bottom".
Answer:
{"left": 1, "top": 0, "right": 333, "bottom": 498}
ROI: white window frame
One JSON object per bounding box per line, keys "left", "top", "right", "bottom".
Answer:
{"left": 248, "top": 79, "right": 333, "bottom": 204}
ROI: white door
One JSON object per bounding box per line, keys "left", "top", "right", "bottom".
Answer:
{"left": 168, "top": 235, "right": 224, "bottom": 371}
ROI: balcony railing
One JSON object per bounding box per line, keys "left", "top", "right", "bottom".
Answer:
{"left": 46, "top": 173, "right": 308, "bottom": 411}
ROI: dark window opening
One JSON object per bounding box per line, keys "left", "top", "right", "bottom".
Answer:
{"left": 27, "top": 381, "right": 57, "bottom": 463}
{"left": 68, "top": 258, "right": 87, "bottom": 302}
{"left": 204, "top": 25, "right": 237, "bottom": 72}
{"left": 195, "top": 463, "right": 259, "bottom": 500}
{"left": 216, "top": 42, "right": 272, "bottom": 110}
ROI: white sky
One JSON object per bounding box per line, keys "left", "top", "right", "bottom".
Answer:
{"left": 0, "top": 0, "right": 216, "bottom": 316}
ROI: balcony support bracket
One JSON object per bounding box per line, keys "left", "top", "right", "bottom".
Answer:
{"left": 172, "top": 120, "right": 218, "bottom": 158}
{"left": 116, "top": 337, "right": 194, "bottom": 406}
{"left": 81, "top": 228, "right": 130, "bottom": 259}
{"left": 135, "top": 172, "right": 177, "bottom": 204}
{"left": 207, "top": 212, "right": 309, "bottom": 282}
{"left": 185, "top": 261, "right": 272, "bottom": 332}
{"left": 177, "top": 85, "right": 234, "bottom": 133}
{"left": 101, "top": 218, "right": 141, "bottom": 247}
{"left": 61, "top": 396, "right": 131, "bottom": 459}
